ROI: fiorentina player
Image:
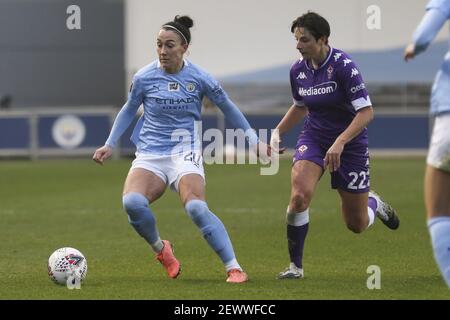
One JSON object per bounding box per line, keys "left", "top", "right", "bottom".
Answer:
{"left": 270, "top": 12, "right": 400, "bottom": 279}
{"left": 93, "top": 15, "right": 268, "bottom": 283}
{"left": 404, "top": 0, "right": 450, "bottom": 288}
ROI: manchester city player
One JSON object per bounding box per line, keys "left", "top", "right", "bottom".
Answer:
{"left": 405, "top": 0, "right": 450, "bottom": 288}
{"left": 270, "top": 12, "right": 399, "bottom": 279}
{"left": 93, "top": 15, "right": 267, "bottom": 283}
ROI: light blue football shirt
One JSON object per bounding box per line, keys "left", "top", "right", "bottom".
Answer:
{"left": 413, "top": 0, "right": 450, "bottom": 115}
{"left": 105, "top": 59, "right": 258, "bottom": 154}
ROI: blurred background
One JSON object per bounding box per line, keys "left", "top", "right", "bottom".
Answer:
{"left": 0, "top": 0, "right": 446, "bottom": 158}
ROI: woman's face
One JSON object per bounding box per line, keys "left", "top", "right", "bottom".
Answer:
{"left": 157, "top": 29, "right": 187, "bottom": 72}
{"left": 294, "top": 27, "right": 326, "bottom": 61}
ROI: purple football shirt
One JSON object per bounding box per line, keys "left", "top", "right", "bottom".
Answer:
{"left": 290, "top": 47, "right": 371, "bottom": 144}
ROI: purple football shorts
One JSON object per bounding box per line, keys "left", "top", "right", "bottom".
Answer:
{"left": 293, "top": 133, "right": 370, "bottom": 193}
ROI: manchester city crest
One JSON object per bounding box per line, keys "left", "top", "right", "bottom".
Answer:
{"left": 186, "top": 83, "right": 196, "bottom": 92}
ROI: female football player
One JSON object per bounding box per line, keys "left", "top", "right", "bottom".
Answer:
{"left": 93, "top": 15, "right": 268, "bottom": 283}
{"left": 271, "top": 12, "right": 399, "bottom": 279}
{"left": 404, "top": 0, "right": 450, "bottom": 288}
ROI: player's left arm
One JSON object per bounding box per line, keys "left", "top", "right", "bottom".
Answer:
{"left": 325, "top": 106, "right": 373, "bottom": 172}
{"left": 203, "top": 74, "right": 270, "bottom": 158}
{"left": 405, "top": 3, "right": 450, "bottom": 60}
{"left": 216, "top": 97, "right": 271, "bottom": 159}
{"left": 324, "top": 59, "right": 373, "bottom": 172}
{"left": 216, "top": 98, "right": 258, "bottom": 146}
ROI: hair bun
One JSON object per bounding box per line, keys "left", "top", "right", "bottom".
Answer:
{"left": 174, "top": 15, "right": 193, "bottom": 29}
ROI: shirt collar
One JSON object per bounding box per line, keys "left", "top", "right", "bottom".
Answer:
{"left": 305, "top": 46, "right": 333, "bottom": 71}
{"left": 157, "top": 58, "right": 190, "bottom": 69}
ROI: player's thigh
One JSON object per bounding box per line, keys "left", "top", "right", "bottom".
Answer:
{"left": 425, "top": 114, "right": 450, "bottom": 217}
{"left": 291, "top": 160, "right": 323, "bottom": 198}
{"left": 331, "top": 144, "right": 370, "bottom": 193}
{"left": 123, "top": 168, "right": 166, "bottom": 202}
{"left": 338, "top": 189, "right": 368, "bottom": 225}
{"left": 178, "top": 173, "right": 206, "bottom": 205}
{"left": 425, "top": 165, "right": 450, "bottom": 218}
{"left": 427, "top": 113, "right": 450, "bottom": 172}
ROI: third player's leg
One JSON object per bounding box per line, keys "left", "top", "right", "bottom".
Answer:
{"left": 425, "top": 168, "right": 450, "bottom": 288}
{"left": 425, "top": 165, "right": 450, "bottom": 219}
{"left": 425, "top": 113, "right": 450, "bottom": 287}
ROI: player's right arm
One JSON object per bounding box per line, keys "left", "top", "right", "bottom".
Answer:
{"left": 405, "top": 0, "right": 450, "bottom": 60}
{"left": 271, "top": 63, "right": 308, "bottom": 152}
{"left": 93, "top": 76, "right": 144, "bottom": 165}
{"left": 274, "top": 104, "right": 307, "bottom": 136}
{"left": 271, "top": 104, "right": 307, "bottom": 153}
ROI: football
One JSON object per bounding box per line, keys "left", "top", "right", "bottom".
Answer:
{"left": 47, "top": 247, "right": 88, "bottom": 286}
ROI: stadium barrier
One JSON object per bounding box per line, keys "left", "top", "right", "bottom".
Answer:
{"left": 0, "top": 108, "right": 116, "bottom": 159}
{"left": 0, "top": 109, "right": 429, "bottom": 159}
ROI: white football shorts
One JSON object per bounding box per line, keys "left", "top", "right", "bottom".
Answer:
{"left": 130, "top": 150, "right": 205, "bottom": 192}
{"left": 427, "top": 113, "right": 450, "bottom": 172}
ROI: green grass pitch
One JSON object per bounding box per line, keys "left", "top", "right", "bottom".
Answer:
{"left": 0, "top": 157, "right": 448, "bottom": 299}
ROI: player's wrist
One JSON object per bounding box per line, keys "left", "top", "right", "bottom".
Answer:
{"left": 274, "top": 127, "right": 284, "bottom": 137}
{"left": 335, "top": 137, "right": 348, "bottom": 146}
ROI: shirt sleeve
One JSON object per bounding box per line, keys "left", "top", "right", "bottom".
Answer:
{"left": 202, "top": 71, "right": 229, "bottom": 106}
{"left": 426, "top": 0, "right": 450, "bottom": 16}
{"left": 215, "top": 97, "right": 259, "bottom": 147}
{"left": 290, "top": 64, "right": 304, "bottom": 107}
{"left": 336, "top": 57, "right": 372, "bottom": 111}
{"left": 201, "top": 71, "right": 259, "bottom": 146}
{"left": 105, "top": 76, "right": 144, "bottom": 148}
{"left": 412, "top": 1, "right": 450, "bottom": 55}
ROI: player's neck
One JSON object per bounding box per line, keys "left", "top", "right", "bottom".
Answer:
{"left": 310, "top": 45, "right": 330, "bottom": 70}
{"left": 162, "top": 60, "right": 184, "bottom": 74}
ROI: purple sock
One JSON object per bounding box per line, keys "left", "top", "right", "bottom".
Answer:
{"left": 287, "top": 224, "right": 309, "bottom": 268}
{"left": 368, "top": 196, "right": 378, "bottom": 213}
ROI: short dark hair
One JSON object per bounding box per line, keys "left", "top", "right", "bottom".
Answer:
{"left": 162, "top": 15, "right": 194, "bottom": 45}
{"left": 291, "top": 12, "right": 330, "bottom": 42}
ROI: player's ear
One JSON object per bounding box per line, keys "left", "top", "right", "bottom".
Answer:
{"left": 318, "top": 36, "right": 328, "bottom": 46}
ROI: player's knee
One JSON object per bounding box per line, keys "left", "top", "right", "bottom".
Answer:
{"left": 290, "top": 190, "right": 313, "bottom": 212}
{"left": 122, "top": 192, "right": 149, "bottom": 218}
{"left": 185, "top": 199, "right": 210, "bottom": 225}
{"left": 345, "top": 220, "right": 366, "bottom": 234}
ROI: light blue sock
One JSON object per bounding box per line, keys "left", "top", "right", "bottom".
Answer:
{"left": 123, "top": 192, "right": 163, "bottom": 253}
{"left": 185, "top": 199, "right": 236, "bottom": 265}
{"left": 428, "top": 216, "right": 450, "bottom": 288}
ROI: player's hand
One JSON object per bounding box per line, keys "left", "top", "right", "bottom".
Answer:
{"left": 256, "top": 141, "right": 271, "bottom": 164}
{"left": 324, "top": 141, "right": 344, "bottom": 172}
{"left": 270, "top": 129, "right": 286, "bottom": 154}
{"left": 92, "top": 145, "right": 113, "bottom": 165}
{"left": 404, "top": 43, "right": 416, "bottom": 62}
